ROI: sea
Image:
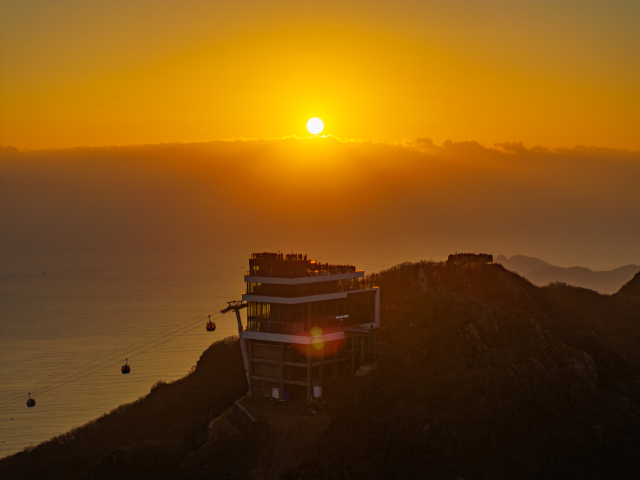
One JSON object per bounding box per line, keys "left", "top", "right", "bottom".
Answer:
{"left": 0, "top": 245, "right": 395, "bottom": 458}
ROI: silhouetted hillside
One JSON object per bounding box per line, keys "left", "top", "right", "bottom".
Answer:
{"left": 496, "top": 254, "right": 640, "bottom": 294}
{"left": 616, "top": 272, "right": 640, "bottom": 298}
{"left": 2, "top": 262, "right": 640, "bottom": 480}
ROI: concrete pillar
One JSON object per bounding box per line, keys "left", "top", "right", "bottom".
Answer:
{"left": 351, "top": 337, "right": 355, "bottom": 375}
{"left": 279, "top": 342, "right": 284, "bottom": 400}
{"left": 307, "top": 344, "right": 312, "bottom": 402}
{"left": 319, "top": 344, "right": 324, "bottom": 386}
{"left": 375, "top": 287, "right": 380, "bottom": 328}
{"left": 247, "top": 339, "right": 253, "bottom": 396}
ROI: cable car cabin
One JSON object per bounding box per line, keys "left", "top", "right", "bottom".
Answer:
{"left": 121, "top": 359, "right": 130, "bottom": 374}
{"left": 27, "top": 394, "right": 35, "bottom": 408}
{"left": 206, "top": 321, "right": 216, "bottom": 332}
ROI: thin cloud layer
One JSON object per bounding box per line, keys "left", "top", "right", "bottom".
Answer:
{"left": 1, "top": 137, "right": 639, "bottom": 269}
{"left": 405, "top": 138, "right": 640, "bottom": 160}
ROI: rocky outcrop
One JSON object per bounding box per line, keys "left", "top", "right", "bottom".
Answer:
{"left": 438, "top": 322, "right": 489, "bottom": 356}
{"left": 464, "top": 297, "right": 505, "bottom": 345}
{"left": 418, "top": 267, "right": 445, "bottom": 293}
{"left": 437, "top": 297, "right": 506, "bottom": 356}
{"left": 495, "top": 271, "right": 530, "bottom": 300}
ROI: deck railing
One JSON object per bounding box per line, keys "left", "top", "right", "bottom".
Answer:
{"left": 246, "top": 317, "right": 373, "bottom": 335}
{"left": 244, "top": 280, "right": 377, "bottom": 297}
{"left": 245, "top": 268, "right": 358, "bottom": 278}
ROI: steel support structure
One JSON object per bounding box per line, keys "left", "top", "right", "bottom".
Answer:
{"left": 221, "top": 300, "right": 250, "bottom": 393}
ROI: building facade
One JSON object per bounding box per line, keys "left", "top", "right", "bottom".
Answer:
{"left": 240, "top": 253, "right": 380, "bottom": 401}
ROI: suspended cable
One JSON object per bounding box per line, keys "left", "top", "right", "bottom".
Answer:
{"left": 0, "top": 312, "right": 224, "bottom": 409}
{"left": 0, "top": 310, "right": 225, "bottom": 408}
{"left": 28, "top": 321, "right": 213, "bottom": 401}
{"left": 0, "top": 304, "right": 227, "bottom": 403}
{"left": 0, "top": 307, "right": 230, "bottom": 409}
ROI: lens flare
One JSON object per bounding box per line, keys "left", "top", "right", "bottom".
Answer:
{"left": 310, "top": 325, "right": 324, "bottom": 350}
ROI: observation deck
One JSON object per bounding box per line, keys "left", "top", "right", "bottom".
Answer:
{"left": 238, "top": 252, "right": 382, "bottom": 401}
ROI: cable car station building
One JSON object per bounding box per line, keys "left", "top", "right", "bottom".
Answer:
{"left": 240, "top": 252, "right": 380, "bottom": 402}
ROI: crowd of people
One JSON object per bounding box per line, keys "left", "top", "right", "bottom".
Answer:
{"left": 251, "top": 252, "right": 356, "bottom": 273}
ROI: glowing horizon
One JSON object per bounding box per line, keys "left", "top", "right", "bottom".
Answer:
{"left": 1, "top": 1, "right": 639, "bottom": 150}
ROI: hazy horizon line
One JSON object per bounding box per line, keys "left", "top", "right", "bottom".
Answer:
{"left": 2, "top": 136, "right": 640, "bottom": 158}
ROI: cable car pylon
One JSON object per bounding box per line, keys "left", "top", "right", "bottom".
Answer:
{"left": 221, "top": 300, "right": 249, "bottom": 392}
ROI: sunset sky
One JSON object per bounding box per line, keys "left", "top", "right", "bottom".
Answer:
{"left": 1, "top": 1, "right": 639, "bottom": 270}
{"left": 1, "top": 0, "right": 639, "bottom": 150}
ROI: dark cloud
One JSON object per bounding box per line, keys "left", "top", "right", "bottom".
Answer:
{"left": 1, "top": 138, "right": 638, "bottom": 268}
{"left": 0, "top": 145, "right": 20, "bottom": 158}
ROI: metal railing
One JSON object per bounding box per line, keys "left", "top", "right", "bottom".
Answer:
{"left": 245, "top": 269, "right": 358, "bottom": 278}
{"left": 246, "top": 317, "right": 373, "bottom": 335}
{"left": 244, "top": 280, "right": 377, "bottom": 297}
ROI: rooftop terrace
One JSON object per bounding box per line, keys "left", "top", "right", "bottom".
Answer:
{"left": 447, "top": 253, "right": 493, "bottom": 268}
{"left": 249, "top": 252, "right": 357, "bottom": 277}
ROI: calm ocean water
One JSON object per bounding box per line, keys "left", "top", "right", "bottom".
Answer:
{"left": 0, "top": 246, "right": 252, "bottom": 458}
{"left": 0, "top": 245, "right": 400, "bottom": 458}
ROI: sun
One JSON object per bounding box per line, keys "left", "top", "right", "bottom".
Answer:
{"left": 306, "top": 117, "right": 324, "bottom": 135}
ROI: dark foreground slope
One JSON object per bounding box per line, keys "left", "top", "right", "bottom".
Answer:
{"left": 0, "top": 337, "right": 247, "bottom": 480}
{"left": 2, "top": 265, "right": 639, "bottom": 480}
{"left": 307, "top": 264, "right": 640, "bottom": 479}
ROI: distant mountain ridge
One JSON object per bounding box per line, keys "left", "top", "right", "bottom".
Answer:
{"left": 494, "top": 255, "right": 554, "bottom": 275}
{"left": 495, "top": 254, "right": 640, "bottom": 294}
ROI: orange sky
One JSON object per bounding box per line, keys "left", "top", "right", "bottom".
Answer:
{"left": 1, "top": 0, "right": 639, "bottom": 150}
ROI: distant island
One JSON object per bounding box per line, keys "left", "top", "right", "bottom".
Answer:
{"left": 495, "top": 254, "right": 640, "bottom": 294}
{"left": 2, "top": 259, "right": 639, "bottom": 479}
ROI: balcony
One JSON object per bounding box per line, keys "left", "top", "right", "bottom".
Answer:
{"left": 246, "top": 313, "right": 374, "bottom": 335}
{"left": 245, "top": 278, "right": 377, "bottom": 297}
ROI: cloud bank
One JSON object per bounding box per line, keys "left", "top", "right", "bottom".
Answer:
{"left": 1, "top": 137, "right": 639, "bottom": 269}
